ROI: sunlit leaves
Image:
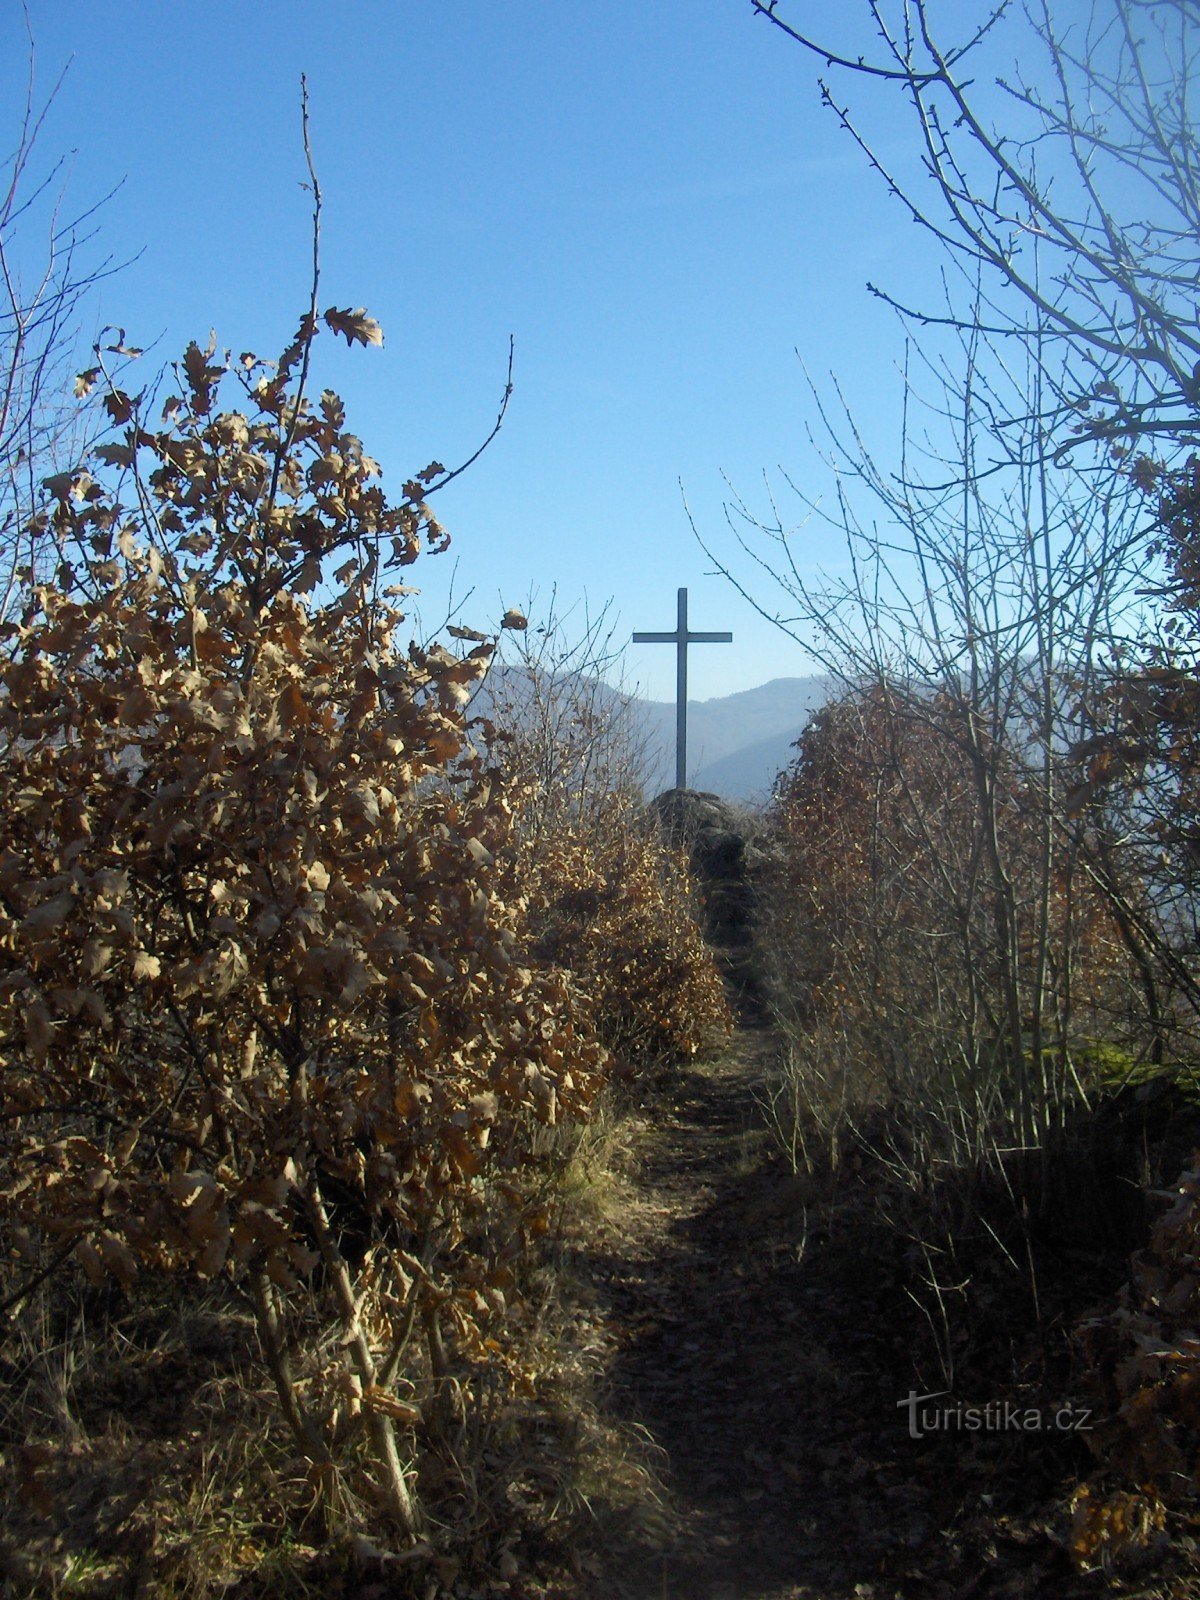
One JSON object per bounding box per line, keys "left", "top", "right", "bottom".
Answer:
{"left": 0, "top": 300, "right": 611, "bottom": 1525}
{"left": 515, "top": 794, "right": 732, "bottom": 1063}
{"left": 323, "top": 306, "right": 383, "bottom": 348}
{"left": 182, "top": 337, "right": 224, "bottom": 415}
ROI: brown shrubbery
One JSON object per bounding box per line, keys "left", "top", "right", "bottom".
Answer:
{"left": 484, "top": 607, "right": 733, "bottom": 1068}
{"left": 1076, "top": 1157, "right": 1200, "bottom": 1505}
{"left": 1059, "top": 1157, "right": 1200, "bottom": 1572}
{"left": 0, "top": 306, "right": 612, "bottom": 1544}
{"left": 762, "top": 679, "right": 1200, "bottom": 1569}
{"left": 521, "top": 796, "right": 733, "bottom": 1064}
{"left": 761, "top": 681, "right": 1132, "bottom": 1179}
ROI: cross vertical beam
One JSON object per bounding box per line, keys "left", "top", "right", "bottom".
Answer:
{"left": 633, "top": 587, "right": 733, "bottom": 791}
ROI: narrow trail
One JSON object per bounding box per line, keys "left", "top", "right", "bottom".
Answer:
{"left": 574, "top": 1022, "right": 938, "bottom": 1600}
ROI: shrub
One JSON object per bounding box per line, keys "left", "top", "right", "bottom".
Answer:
{"left": 1075, "top": 1155, "right": 1200, "bottom": 1504}
{"left": 0, "top": 306, "right": 608, "bottom": 1541}
{"left": 483, "top": 600, "right": 733, "bottom": 1067}
{"left": 521, "top": 793, "right": 733, "bottom": 1064}
{"left": 762, "top": 680, "right": 1132, "bottom": 1182}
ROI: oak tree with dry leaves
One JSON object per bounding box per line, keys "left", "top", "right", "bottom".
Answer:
{"left": 0, "top": 295, "right": 609, "bottom": 1541}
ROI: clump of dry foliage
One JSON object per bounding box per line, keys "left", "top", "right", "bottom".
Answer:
{"left": 1075, "top": 1158, "right": 1200, "bottom": 1502}
{"left": 521, "top": 796, "right": 733, "bottom": 1064}
{"left": 485, "top": 602, "right": 733, "bottom": 1067}
{"left": 0, "top": 287, "right": 646, "bottom": 1586}
{"left": 0, "top": 213, "right": 732, "bottom": 1588}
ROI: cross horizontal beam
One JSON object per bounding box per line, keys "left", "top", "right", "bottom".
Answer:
{"left": 632, "top": 587, "right": 732, "bottom": 791}
{"left": 632, "top": 631, "right": 733, "bottom": 645}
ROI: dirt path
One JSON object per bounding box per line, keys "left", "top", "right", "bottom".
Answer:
{"left": 560, "top": 1017, "right": 1200, "bottom": 1600}
{"left": 572, "top": 1022, "right": 937, "bottom": 1600}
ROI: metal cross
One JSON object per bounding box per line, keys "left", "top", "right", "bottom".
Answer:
{"left": 633, "top": 587, "right": 733, "bottom": 791}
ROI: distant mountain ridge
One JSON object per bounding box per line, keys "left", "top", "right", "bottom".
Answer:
{"left": 633, "top": 676, "right": 828, "bottom": 802}
{"left": 471, "top": 666, "right": 828, "bottom": 805}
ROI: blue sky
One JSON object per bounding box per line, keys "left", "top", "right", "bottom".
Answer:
{"left": 5, "top": 2, "right": 1019, "bottom": 701}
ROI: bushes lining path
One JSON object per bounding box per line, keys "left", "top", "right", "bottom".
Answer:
{"left": 567, "top": 1024, "right": 1198, "bottom": 1600}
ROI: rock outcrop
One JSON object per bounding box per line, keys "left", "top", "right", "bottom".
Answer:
{"left": 649, "top": 788, "right": 779, "bottom": 1011}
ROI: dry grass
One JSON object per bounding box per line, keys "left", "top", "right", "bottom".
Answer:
{"left": 546, "top": 1087, "right": 643, "bottom": 1232}
{"left": 0, "top": 1084, "right": 677, "bottom": 1598}
{"left": 0, "top": 1277, "right": 330, "bottom": 1598}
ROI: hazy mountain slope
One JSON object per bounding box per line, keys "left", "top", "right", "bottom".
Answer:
{"left": 635, "top": 676, "right": 828, "bottom": 801}
{"left": 471, "top": 665, "right": 828, "bottom": 804}
{"left": 690, "top": 723, "right": 810, "bottom": 803}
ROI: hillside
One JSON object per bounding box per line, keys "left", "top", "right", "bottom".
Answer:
{"left": 634, "top": 676, "right": 827, "bottom": 800}
{"left": 473, "top": 668, "right": 829, "bottom": 802}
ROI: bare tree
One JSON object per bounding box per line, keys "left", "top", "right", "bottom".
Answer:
{"left": 480, "top": 589, "right": 659, "bottom": 848}
{"left": 706, "top": 0, "right": 1200, "bottom": 1199}
{"left": 749, "top": 0, "right": 1200, "bottom": 456}
{"left": 1, "top": 41, "right": 117, "bottom": 623}
{"left": 705, "top": 302, "right": 1147, "bottom": 1182}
